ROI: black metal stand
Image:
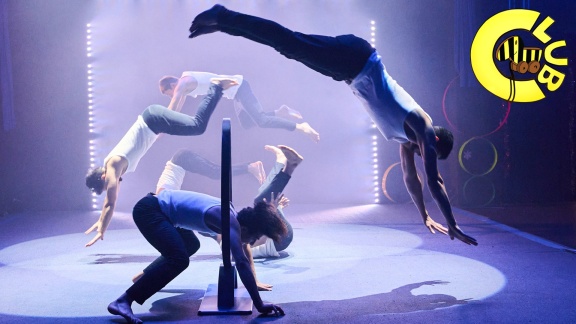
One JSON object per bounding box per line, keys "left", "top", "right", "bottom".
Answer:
{"left": 198, "top": 118, "right": 253, "bottom": 315}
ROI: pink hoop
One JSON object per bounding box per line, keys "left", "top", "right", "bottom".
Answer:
{"left": 442, "top": 75, "right": 511, "bottom": 138}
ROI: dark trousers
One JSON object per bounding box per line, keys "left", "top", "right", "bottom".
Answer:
{"left": 234, "top": 80, "right": 296, "bottom": 131}
{"left": 142, "top": 83, "right": 222, "bottom": 135}
{"left": 171, "top": 149, "right": 250, "bottom": 180}
{"left": 126, "top": 194, "right": 200, "bottom": 304}
{"left": 128, "top": 166, "right": 293, "bottom": 303}
{"left": 217, "top": 8, "right": 374, "bottom": 82}
{"left": 253, "top": 163, "right": 293, "bottom": 251}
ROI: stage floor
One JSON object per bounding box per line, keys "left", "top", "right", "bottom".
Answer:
{"left": 1, "top": 203, "right": 575, "bottom": 323}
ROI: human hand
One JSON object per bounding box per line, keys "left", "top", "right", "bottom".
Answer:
{"left": 448, "top": 224, "right": 478, "bottom": 246}
{"left": 424, "top": 216, "right": 448, "bottom": 235}
{"left": 210, "top": 77, "right": 238, "bottom": 90}
{"left": 256, "top": 303, "right": 285, "bottom": 316}
{"left": 277, "top": 195, "right": 290, "bottom": 209}
{"left": 257, "top": 281, "right": 273, "bottom": 291}
{"left": 264, "top": 192, "right": 286, "bottom": 209}
{"left": 85, "top": 221, "right": 104, "bottom": 247}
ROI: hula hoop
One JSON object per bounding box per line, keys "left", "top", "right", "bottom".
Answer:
{"left": 458, "top": 137, "right": 498, "bottom": 176}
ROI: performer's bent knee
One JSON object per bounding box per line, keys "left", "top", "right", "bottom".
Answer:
{"left": 171, "top": 149, "right": 197, "bottom": 166}
{"left": 187, "top": 241, "right": 201, "bottom": 257}
{"left": 169, "top": 255, "right": 190, "bottom": 272}
{"left": 142, "top": 104, "right": 166, "bottom": 118}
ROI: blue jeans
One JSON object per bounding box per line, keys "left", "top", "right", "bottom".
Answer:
{"left": 234, "top": 80, "right": 296, "bottom": 131}
{"left": 253, "top": 162, "right": 293, "bottom": 251}
{"left": 126, "top": 193, "right": 200, "bottom": 304}
{"left": 217, "top": 8, "right": 374, "bottom": 82}
{"left": 216, "top": 9, "right": 415, "bottom": 144}
{"left": 171, "top": 149, "right": 250, "bottom": 179}
{"left": 142, "top": 83, "right": 222, "bottom": 135}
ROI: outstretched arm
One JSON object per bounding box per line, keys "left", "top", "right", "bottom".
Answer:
{"left": 404, "top": 111, "right": 477, "bottom": 246}
{"left": 229, "top": 218, "right": 284, "bottom": 316}
{"left": 400, "top": 144, "right": 448, "bottom": 236}
{"left": 167, "top": 76, "right": 197, "bottom": 112}
{"left": 421, "top": 145, "right": 477, "bottom": 245}
{"left": 242, "top": 243, "right": 273, "bottom": 291}
{"left": 85, "top": 164, "right": 122, "bottom": 247}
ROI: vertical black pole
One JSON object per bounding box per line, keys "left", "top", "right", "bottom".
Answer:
{"left": 221, "top": 118, "right": 231, "bottom": 268}
{"left": 218, "top": 118, "right": 234, "bottom": 308}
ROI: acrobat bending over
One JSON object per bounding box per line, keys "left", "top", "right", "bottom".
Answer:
{"left": 135, "top": 145, "right": 301, "bottom": 290}
{"left": 106, "top": 175, "right": 287, "bottom": 323}
{"left": 84, "top": 78, "right": 238, "bottom": 247}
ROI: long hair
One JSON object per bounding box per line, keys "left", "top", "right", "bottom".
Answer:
{"left": 85, "top": 167, "right": 105, "bottom": 195}
{"left": 237, "top": 201, "right": 288, "bottom": 242}
{"left": 434, "top": 126, "right": 454, "bottom": 160}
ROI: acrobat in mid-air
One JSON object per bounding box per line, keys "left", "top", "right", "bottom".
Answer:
{"left": 188, "top": 4, "right": 477, "bottom": 246}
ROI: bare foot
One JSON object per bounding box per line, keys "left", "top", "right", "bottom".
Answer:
{"left": 264, "top": 145, "right": 287, "bottom": 165}
{"left": 277, "top": 145, "right": 303, "bottom": 175}
{"left": 296, "top": 122, "right": 320, "bottom": 143}
{"left": 210, "top": 77, "right": 238, "bottom": 90}
{"left": 188, "top": 4, "right": 226, "bottom": 38}
{"left": 132, "top": 271, "right": 144, "bottom": 283}
{"left": 276, "top": 104, "right": 303, "bottom": 120}
{"left": 248, "top": 161, "right": 266, "bottom": 185}
{"left": 108, "top": 298, "right": 142, "bottom": 324}
{"left": 277, "top": 145, "right": 303, "bottom": 164}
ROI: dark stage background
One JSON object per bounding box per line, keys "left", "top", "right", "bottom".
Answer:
{"left": 1, "top": 1, "right": 575, "bottom": 223}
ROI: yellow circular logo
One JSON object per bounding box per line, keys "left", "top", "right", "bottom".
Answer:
{"left": 471, "top": 9, "right": 567, "bottom": 102}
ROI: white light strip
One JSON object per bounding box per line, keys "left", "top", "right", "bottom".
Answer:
{"left": 369, "top": 20, "right": 380, "bottom": 203}
{"left": 370, "top": 21, "right": 376, "bottom": 48}
{"left": 87, "top": 23, "right": 99, "bottom": 210}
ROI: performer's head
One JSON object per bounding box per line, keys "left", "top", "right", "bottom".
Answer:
{"left": 158, "top": 76, "right": 179, "bottom": 98}
{"left": 434, "top": 126, "right": 454, "bottom": 160}
{"left": 237, "top": 201, "right": 288, "bottom": 245}
{"left": 85, "top": 167, "right": 106, "bottom": 195}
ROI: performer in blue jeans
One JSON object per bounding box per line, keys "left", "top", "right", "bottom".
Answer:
{"left": 188, "top": 4, "right": 477, "bottom": 246}
{"left": 159, "top": 72, "right": 320, "bottom": 142}
{"left": 84, "top": 78, "right": 238, "bottom": 248}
